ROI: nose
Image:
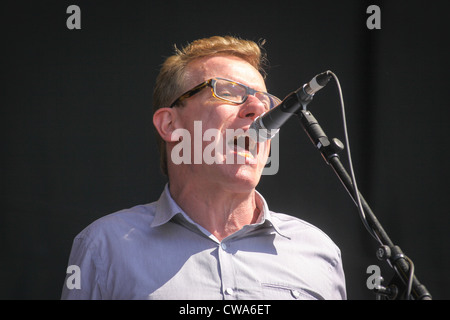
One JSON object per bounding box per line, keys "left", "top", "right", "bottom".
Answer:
{"left": 237, "top": 95, "right": 267, "bottom": 120}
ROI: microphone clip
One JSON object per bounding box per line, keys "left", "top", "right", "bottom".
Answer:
{"left": 297, "top": 109, "right": 344, "bottom": 164}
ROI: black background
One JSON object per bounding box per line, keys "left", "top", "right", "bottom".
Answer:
{"left": 1, "top": 0, "right": 449, "bottom": 300}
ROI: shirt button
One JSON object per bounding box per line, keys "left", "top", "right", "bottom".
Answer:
{"left": 225, "top": 287, "right": 234, "bottom": 295}
{"left": 221, "top": 242, "right": 227, "bottom": 250}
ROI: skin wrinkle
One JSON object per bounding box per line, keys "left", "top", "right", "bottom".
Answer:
{"left": 175, "top": 187, "right": 260, "bottom": 239}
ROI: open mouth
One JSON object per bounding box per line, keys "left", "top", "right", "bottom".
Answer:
{"left": 228, "top": 133, "right": 258, "bottom": 159}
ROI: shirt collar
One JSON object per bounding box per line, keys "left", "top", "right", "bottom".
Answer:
{"left": 151, "top": 183, "right": 183, "bottom": 228}
{"left": 151, "top": 183, "right": 290, "bottom": 239}
{"left": 254, "top": 189, "right": 291, "bottom": 239}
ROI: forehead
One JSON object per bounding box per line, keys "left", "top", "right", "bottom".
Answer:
{"left": 185, "top": 55, "right": 266, "bottom": 91}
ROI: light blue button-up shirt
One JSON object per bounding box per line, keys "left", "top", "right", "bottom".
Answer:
{"left": 61, "top": 184, "right": 346, "bottom": 299}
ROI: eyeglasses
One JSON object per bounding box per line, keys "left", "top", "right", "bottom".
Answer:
{"left": 168, "top": 77, "right": 281, "bottom": 110}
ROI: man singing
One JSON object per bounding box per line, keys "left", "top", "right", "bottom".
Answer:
{"left": 61, "top": 35, "right": 346, "bottom": 300}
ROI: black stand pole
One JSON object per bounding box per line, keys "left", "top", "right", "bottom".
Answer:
{"left": 296, "top": 109, "right": 432, "bottom": 300}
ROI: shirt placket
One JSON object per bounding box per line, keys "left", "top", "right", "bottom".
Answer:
{"left": 217, "top": 238, "right": 237, "bottom": 300}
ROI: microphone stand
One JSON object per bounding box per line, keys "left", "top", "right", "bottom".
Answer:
{"left": 296, "top": 108, "right": 432, "bottom": 300}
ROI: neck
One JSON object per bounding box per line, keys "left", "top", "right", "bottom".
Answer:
{"left": 168, "top": 180, "right": 260, "bottom": 241}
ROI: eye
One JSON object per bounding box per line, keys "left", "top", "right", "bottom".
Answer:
{"left": 220, "top": 91, "right": 233, "bottom": 97}
{"left": 214, "top": 79, "right": 248, "bottom": 103}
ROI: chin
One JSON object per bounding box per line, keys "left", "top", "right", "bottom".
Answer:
{"left": 218, "top": 164, "right": 263, "bottom": 191}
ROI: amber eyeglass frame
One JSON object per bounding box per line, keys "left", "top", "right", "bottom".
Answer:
{"left": 168, "top": 77, "right": 281, "bottom": 110}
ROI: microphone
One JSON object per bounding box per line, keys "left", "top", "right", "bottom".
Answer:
{"left": 249, "top": 71, "right": 332, "bottom": 142}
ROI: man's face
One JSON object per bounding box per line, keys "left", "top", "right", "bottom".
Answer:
{"left": 171, "top": 55, "right": 272, "bottom": 192}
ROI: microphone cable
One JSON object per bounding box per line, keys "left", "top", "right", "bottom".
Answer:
{"left": 326, "top": 70, "right": 382, "bottom": 245}
{"left": 322, "top": 71, "right": 416, "bottom": 299}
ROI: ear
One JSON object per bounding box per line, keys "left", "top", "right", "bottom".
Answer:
{"left": 153, "top": 107, "right": 180, "bottom": 142}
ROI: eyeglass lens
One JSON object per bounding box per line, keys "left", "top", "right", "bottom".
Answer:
{"left": 213, "top": 79, "right": 277, "bottom": 109}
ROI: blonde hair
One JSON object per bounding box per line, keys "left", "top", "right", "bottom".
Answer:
{"left": 153, "top": 35, "right": 268, "bottom": 176}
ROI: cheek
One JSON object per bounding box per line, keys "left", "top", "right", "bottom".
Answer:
{"left": 191, "top": 104, "right": 233, "bottom": 128}
{"left": 177, "top": 109, "right": 222, "bottom": 136}
{"left": 200, "top": 112, "right": 237, "bottom": 140}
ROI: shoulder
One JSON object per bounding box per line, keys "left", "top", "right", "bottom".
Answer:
{"left": 74, "top": 202, "right": 157, "bottom": 246}
{"left": 270, "top": 211, "right": 342, "bottom": 255}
